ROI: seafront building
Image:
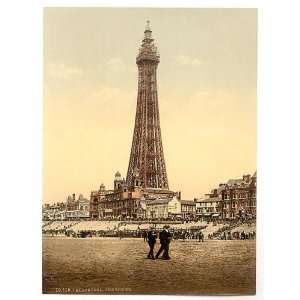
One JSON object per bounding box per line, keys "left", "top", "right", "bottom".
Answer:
{"left": 42, "top": 194, "right": 90, "bottom": 221}
{"left": 65, "top": 194, "right": 90, "bottom": 220}
{"left": 195, "top": 172, "right": 257, "bottom": 220}
{"left": 181, "top": 200, "right": 197, "bottom": 219}
{"left": 220, "top": 172, "right": 257, "bottom": 219}
{"left": 195, "top": 197, "right": 222, "bottom": 220}
{"left": 145, "top": 197, "right": 196, "bottom": 220}
{"left": 42, "top": 202, "right": 66, "bottom": 220}
{"left": 90, "top": 171, "right": 147, "bottom": 219}
{"left": 90, "top": 171, "right": 177, "bottom": 220}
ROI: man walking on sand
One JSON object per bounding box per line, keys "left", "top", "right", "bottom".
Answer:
{"left": 155, "top": 225, "right": 172, "bottom": 260}
{"left": 146, "top": 226, "right": 157, "bottom": 259}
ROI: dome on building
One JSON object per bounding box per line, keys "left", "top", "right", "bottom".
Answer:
{"left": 115, "top": 171, "right": 122, "bottom": 178}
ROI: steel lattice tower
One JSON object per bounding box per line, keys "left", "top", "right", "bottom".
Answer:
{"left": 126, "top": 21, "right": 169, "bottom": 190}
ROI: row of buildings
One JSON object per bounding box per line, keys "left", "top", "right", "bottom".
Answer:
{"left": 43, "top": 171, "right": 256, "bottom": 221}
{"left": 196, "top": 172, "right": 256, "bottom": 219}
{"left": 42, "top": 194, "right": 90, "bottom": 221}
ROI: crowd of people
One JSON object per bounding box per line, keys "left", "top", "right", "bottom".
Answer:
{"left": 208, "top": 230, "right": 256, "bottom": 240}
{"left": 42, "top": 221, "right": 79, "bottom": 236}
{"left": 206, "top": 220, "right": 256, "bottom": 240}
{"left": 42, "top": 219, "right": 256, "bottom": 242}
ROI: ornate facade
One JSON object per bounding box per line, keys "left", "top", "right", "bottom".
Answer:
{"left": 65, "top": 193, "right": 90, "bottom": 219}
{"left": 89, "top": 170, "right": 175, "bottom": 220}
{"left": 220, "top": 172, "right": 257, "bottom": 219}
{"left": 195, "top": 172, "right": 257, "bottom": 220}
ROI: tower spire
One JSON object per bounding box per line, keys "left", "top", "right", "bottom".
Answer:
{"left": 144, "top": 20, "right": 152, "bottom": 40}
{"left": 145, "top": 20, "right": 151, "bottom": 31}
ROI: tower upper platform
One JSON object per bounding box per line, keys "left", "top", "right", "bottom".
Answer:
{"left": 136, "top": 21, "right": 160, "bottom": 64}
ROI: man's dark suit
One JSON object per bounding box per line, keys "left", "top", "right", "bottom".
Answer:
{"left": 147, "top": 230, "right": 157, "bottom": 259}
{"left": 155, "top": 229, "right": 172, "bottom": 259}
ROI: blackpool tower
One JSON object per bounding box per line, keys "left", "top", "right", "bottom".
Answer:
{"left": 126, "top": 21, "right": 169, "bottom": 191}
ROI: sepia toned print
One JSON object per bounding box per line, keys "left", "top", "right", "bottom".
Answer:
{"left": 43, "top": 8, "right": 257, "bottom": 295}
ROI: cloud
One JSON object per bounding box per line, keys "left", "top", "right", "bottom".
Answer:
{"left": 90, "top": 85, "right": 136, "bottom": 111}
{"left": 106, "top": 57, "right": 135, "bottom": 72}
{"left": 46, "top": 63, "right": 83, "bottom": 80}
{"left": 93, "top": 85, "right": 121, "bottom": 100}
{"left": 192, "top": 89, "right": 235, "bottom": 111}
{"left": 175, "top": 55, "right": 204, "bottom": 67}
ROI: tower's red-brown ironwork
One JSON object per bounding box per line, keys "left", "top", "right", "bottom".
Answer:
{"left": 126, "top": 21, "right": 169, "bottom": 190}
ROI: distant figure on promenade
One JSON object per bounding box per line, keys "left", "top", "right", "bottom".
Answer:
{"left": 198, "top": 230, "right": 204, "bottom": 242}
{"left": 119, "top": 230, "right": 123, "bottom": 240}
{"left": 146, "top": 227, "right": 157, "bottom": 259}
{"left": 227, "top": 231, "right": 232, "bottom": 240}
{"left": 155, "top": 225, "right": 172, "bottom": 260}
{"left": 222, "top": 232, "right": 227, "bottom": 240}
{"left": 241, "top": 231, "right": 246, "bottom": 240}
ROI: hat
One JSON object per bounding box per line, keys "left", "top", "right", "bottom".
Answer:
{"left": 163, "top": 225, "right": 170, "bottom": 229}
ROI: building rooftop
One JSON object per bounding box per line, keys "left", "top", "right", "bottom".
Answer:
{"left": 181, "top": 200, "right": 196, "bottom": 205}
{"left": 147, "top": 198, "right": 171, "bottom": 205}
{"left": 196, "top": 197, "right": 221, "bottom": 203}
{"left": 227, "top": 179, "right": 244, "bottom": 186}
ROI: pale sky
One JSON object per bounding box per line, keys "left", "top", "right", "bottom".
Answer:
{"left": 44, "top": 8, "right": 257, "bottom": 204}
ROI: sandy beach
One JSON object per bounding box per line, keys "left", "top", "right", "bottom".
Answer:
{"left": 43, "top": 237, "right": 256, "bottom": 295}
